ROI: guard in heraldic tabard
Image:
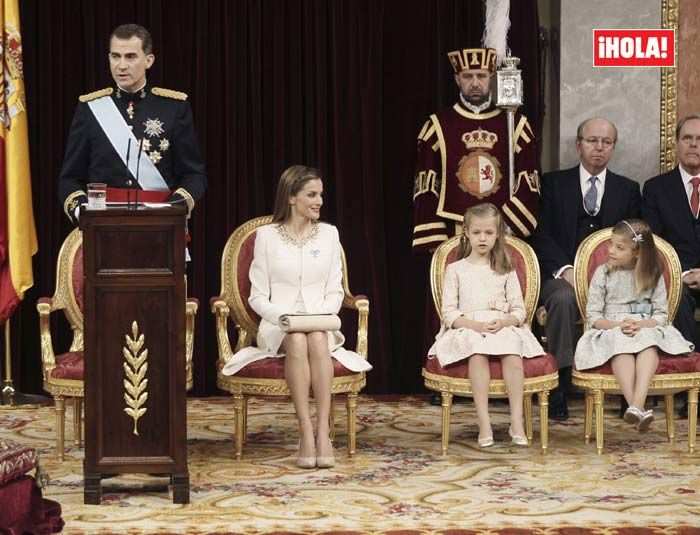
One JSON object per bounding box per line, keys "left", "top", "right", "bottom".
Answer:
{"left": 412, "top": 47, "right": 540, "bottom": 253}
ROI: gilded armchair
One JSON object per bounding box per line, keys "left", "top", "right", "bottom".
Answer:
{"left": 572, "top": 228, "right": 700, "bottom": 454}
{"left": 37, "top": 228, "right": 198, "bottom": 460}
{"left": 422, "top": 235, "right": 559, "bottom": 454}
{"left": 211, "top": 215, "right": 369, "bottom": 460}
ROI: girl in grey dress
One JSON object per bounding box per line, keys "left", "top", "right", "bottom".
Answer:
{"left": 574, "top": 220, "right": 692, "bottom": 432}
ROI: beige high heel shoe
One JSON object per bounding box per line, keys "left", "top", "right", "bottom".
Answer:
{"left": 316, "top": 435, "right": 335, "bottom": 468}
{"left": 297, "top": 440, "right": 316, "bottom": 469}
{"left": 508, "top": 427, "right": 529, "bottom": 446}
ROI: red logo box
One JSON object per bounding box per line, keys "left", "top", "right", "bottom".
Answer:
{"left": 593, "top": 29, "right": 675, "bottom": 67}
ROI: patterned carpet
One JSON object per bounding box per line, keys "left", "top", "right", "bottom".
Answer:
{"left": 2, "top": 395, "right": 700, "bottom": 534}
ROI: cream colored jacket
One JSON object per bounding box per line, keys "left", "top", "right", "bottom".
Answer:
{"left": 248, "top": 222, "right": 344, "bottom": 325}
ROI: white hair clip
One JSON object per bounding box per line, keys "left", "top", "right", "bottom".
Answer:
{"left": 622, "top": 220, "right": 643, "bottom": 244}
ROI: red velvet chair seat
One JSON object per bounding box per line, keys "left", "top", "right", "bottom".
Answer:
{"left": 578, "top": 352, "right": 700, "bottom": 375}
{"left": 217, "top": 356, "right": 356, "bottom": 379}
{"left": 425, "top": 353, "right": 558, "bottom": 380}
{"left": 0, "top": 440, "right": 38, "bottom": 485}
{"left": 49, "top": 351, "right": 84, "bottom": 380}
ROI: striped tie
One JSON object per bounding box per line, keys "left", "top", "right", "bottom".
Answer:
{"left": 583, "top": 176, "right": 598, "bottom": 215}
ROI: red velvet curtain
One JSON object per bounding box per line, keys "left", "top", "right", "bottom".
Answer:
{"left": 10, "top": 0, "right": 540, "bottom": 395}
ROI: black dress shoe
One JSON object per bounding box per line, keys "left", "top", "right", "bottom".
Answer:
{"left": 429, "top": 392, "right": 443, "bottom": 406}
{"left": 679, "top": 401, "right": 688, "bottom": 420}
{"left": 548, "top": 390, "right": 569, "bottom": 420}
{"left": 429, "top": 392, "right": 468, "bottom": 405}
{"left": 619, "top": 397, "right": 629, "bottom": 419}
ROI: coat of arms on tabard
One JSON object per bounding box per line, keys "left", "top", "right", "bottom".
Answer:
{"left": 455, "top": 128, "right": 502, "bottom": 198}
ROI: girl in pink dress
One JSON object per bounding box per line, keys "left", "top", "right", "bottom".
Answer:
{"left": 428, "top": 203, "right": 544, "bottom": 447}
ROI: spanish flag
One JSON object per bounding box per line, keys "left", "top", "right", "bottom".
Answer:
{"left": 0, "top": 0, "right": 37, "bottom": 324}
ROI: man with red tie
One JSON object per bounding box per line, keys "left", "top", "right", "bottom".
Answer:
{"left": 643, "top": 115, "right": 700, "bottom": 351}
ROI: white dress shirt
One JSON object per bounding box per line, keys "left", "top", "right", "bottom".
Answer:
{"left": 579, "top": 164, "right": 607, "bottom": 215}
{"left": 553, "top": 164, "right": 608, "bottom": 279}
{"left": 679, "top": 164, "right": 700, "bottom": 211}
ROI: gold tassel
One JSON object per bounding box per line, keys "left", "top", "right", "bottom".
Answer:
{"left": 35, "top": 459, "right": 50, "bottom": 489}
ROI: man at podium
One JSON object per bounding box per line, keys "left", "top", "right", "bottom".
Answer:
{"left": 57, "top": 23, "right": 207, "bottom": 225}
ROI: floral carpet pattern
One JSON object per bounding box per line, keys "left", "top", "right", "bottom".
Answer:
{"left": 2, "top": 396, "right": 700, "bottom": 534}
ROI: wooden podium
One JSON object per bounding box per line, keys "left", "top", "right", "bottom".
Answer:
{"left": 80, "top": 205, "right": 189, "bottom": 504}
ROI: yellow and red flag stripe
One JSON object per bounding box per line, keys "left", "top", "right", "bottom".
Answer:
{"left": 0, "top": 0, "right": 37, "bottom": 324}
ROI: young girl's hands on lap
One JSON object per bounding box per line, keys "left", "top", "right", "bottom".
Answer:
{"left": 484, "top": 319, "right": 505, "bottom": 333}
{"left": 452, "top": 316, "right": 487, "bottom": 332}
{"left": 620, "top": 318, "right": 641, "bottom": 337}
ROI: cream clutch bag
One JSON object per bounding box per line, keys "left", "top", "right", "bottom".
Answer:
{"left": 278, "top": 313, "right": 341, "bottom": 333}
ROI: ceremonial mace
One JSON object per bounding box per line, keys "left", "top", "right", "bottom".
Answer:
{"left": 496, "top": 55, "right": 523, "bottom": 198}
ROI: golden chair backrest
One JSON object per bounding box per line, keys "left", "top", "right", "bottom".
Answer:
{"left": 429, "top": 235, "right": 541, "bottom": 328}
{"left": 218, "top": 215, "right": 355, "bottom": 347}
{"left": 50, "top": 228, "right": 84, "bottom": 351}
{"left": 573, "top": 228, "right": 681, "bottom": 329}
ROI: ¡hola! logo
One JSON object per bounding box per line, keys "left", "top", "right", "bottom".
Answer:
{"left": 593, "top": 29, "right": 675, "bottom": 67}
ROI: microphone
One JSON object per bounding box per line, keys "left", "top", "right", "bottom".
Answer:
{"left": 134, "top": 138, "right": 144, "bottom": 207}
{"left": 124, "top": 138, "right": 132, "bottom": 208}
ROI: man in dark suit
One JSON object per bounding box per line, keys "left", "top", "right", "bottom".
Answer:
{"left": 643, "top": 114, "right": 700, "bottom": 353}
{"left": 531, "top": 117, "right": 641, "bottom": 419}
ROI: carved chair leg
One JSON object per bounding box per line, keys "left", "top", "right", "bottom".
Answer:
{"left": 233, "top": 394, "right": 245, "bottom": 460}
{"left": 524, "top": 394, "right": 533, "bottom": 441}
{"left": 664, "top": 394, "right": 675, "bottom": 444}
{"left": 584, "top": 392, "right": 593, "bottom": 444}
{"left": 73, "top": 397, "right": 83, "bottom": 447}
{"left": 55, "top": 396, "right": 65, "bottom": 461}
{"left": 594, "top": 389, "right": 605, "bottom": 455}
{"left": 242, "top": 396, "right": 248, "bottom": 445}
{"left": 346, "top": 392, "right": 357, "bottom": 458}
{"left": 441, "top": 392, "right": 453, "bottom": 455}
{"left": 688, "top": 387, "right": 698, "bottom": 454}
{"left": 329, "top": 394, "right": 336, "bottom": 442}
{"left": 538, "top": 390, "right": 549, "bottom": 455}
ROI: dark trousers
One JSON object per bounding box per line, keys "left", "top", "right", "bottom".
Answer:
{"left": 675, "top": 284, "right": 700, "bottom": 349}
{"left": 540, "top": 278, "right": 580, "bottom": 370}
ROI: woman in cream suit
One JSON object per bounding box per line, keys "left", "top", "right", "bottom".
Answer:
{"left": 223, "top": 165, "right": 371, "bottom": 468}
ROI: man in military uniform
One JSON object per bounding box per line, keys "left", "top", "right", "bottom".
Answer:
{"left": 58, "top": 24, "right": 206, "bottom": 224}
{"left": 412, "top": 46, "right": 539, "bottom": 252}
{"left": 413, "top": 47, "right": 540, "bottom": 406}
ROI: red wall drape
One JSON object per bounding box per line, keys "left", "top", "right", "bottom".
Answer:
{"left": 10, "top": 0, "right": 540, "bottom": 395}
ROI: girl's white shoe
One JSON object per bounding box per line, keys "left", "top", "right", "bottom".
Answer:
{"left": 637, "top": 409, "right": 654, "bottom": 433}
{"left": 508, "top": 427, "right": 529, "bottom": 446}
{"left": 623, "top": 406, "right": 643, "bottom": 426}
{"left": 477, "top": 436, "right": 494, "bottom": 448}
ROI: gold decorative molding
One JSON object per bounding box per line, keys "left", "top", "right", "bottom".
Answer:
{"left": 422, "top": 369, "right": 559, "bottom": 396}
{"left": 660, "top": 0, "right": 679, "bottom": 172}
{"left": 217, "top": 373, "right": 365, "bottom": 396}
{"left": 123, "top": 321, "right": 149, "bottom": 436}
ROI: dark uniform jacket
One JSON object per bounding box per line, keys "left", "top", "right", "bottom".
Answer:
{"left": 530, "top": 165, "right": 640, "bottom": 280}
{"left": 57, "top": 83, "right": 206, "bottom": 224}
{"left": 642, "top": 167, "right": 700, "bottom": 272}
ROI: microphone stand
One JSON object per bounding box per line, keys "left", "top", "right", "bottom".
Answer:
{"left": 134, "top": 139, "right": 143, "bottom": 208}
{"left": 124, "top": 138, "right": 132, "bottom": 209}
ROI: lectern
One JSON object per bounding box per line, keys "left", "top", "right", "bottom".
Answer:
{"left": 80, "top": 205, "right": 189, "bottom": 504}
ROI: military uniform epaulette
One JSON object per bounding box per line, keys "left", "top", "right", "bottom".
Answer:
{"left": 78, "top": 87, "right": 113, "bottom": 103}
{"left": 152, "top": 87, "right": 188, "bottom": 100}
